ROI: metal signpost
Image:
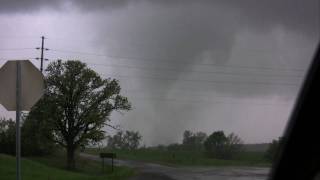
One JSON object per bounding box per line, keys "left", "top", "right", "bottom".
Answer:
{"left": 16, "top": 62, "right": 21, "bottom": 180}
{"left": 0, "top": 60, "right": 44, "bottom": 180}
{"left": 100, "top": 153, "right": 116, "bottom": 173}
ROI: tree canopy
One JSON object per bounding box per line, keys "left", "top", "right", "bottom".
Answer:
{"left": 182, "top": 130, "right": 207, "bottom": 151}
{"left": 29, "top": 60, "right": 131, "bottom": 169}
{"left": 107, "top": 130, "right": 142, "bottom": 150}
{"left": 0, "top": 117, "right": 15, "bottom": 155}
{"left": 204, "top": 131, "right": 243, "bottom": 159}
{"left": 265, "top": 137, "right": 283, "bottom": 162}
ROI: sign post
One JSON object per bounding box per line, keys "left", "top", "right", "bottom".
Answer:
{"left": 0, "top": 60, "right": 44, "bottom": 180}
{"left": 100, "top": 153, "right": 116, "bottom": 173}
{"left": 16, "top": 61, "right": 21, "bottom": 180}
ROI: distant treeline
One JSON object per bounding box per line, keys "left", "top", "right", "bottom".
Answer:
{"left": 106, "top": 129, "right": 281, "bottom": 162}
{"left": 106, "top": 130, "right": 142, "bottom": 150}
{"left": 147, "top": 130, "right": 244, "bottom": 160}
{"left": 0, "top": 117, "right": 55, "bottom": 156}
{"left": 0, "top": 115, "right": 281, "bottom": 162}
{"left": 104, "top": 129, "right": 276, "bottom": 160}
{"left": 243, "top": 143, "right": 270, "bottom": 152}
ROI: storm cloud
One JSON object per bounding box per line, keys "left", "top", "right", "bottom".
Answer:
{"left": 82, "top": 0, "right": 318, "bottom": 98}
{"left": 0, "top": 0, "right": 319, "bottom": 145}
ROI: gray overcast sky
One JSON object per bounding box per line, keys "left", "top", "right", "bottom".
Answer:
{"left": 0, "top": 0, "right": 319, "bottom": 145}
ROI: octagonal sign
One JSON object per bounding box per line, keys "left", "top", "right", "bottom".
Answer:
{"left": 0, "top": 60, "right": 44, "bottom": 111}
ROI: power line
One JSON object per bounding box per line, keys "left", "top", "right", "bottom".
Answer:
{"left": 38, "top": 57, "right": 304, "bottom": 79}
{"left": 86, "top": 62, "right": 303, "bottom": 79}
{"left": 0, "top": 48, "right": 35, "bottom": 51}
{"left": 100, "top": 73, "right": 299, "bottom": 87}
{"left": 0, "top": 36, "right": 39, "bottom": 39}
{"left": 53, "top": 59, "right": 299, "bottom": 87}
{"left": 49, "top": 48, "right": 306, "bottom": 72}
{"left": 128, "top": 96, "right": 290, "bottom": 107}
{"left": 120, "top": 88, "right": 294, "bottom": 103}
{"left": 46, "top": 36, "right": 312, "bottom": 73}
{"left": 0, "top": 37, "right": 299, "bottom": 105}
{"left": 0, "top": 57, "right": 36, "bottom": 61}
{"left": 50, "top": 59, "right": 299, "bottom": 99}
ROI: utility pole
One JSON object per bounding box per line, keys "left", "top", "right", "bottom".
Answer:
{"left": 36, "top": 36, "right": 49, "bottom": 73}
{"left": 40, "top": 36, "right": 44, "bottom": 72}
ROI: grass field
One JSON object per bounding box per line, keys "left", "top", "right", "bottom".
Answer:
{"left": 85, "top": 148, "right": 271, "bottom": 167}
{"left": 0, "top": 153, "right": 134, "bottom": 180}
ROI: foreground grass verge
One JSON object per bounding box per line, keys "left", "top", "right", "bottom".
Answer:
{"left": 0, "top": 153, "right": 134, "bottom": 180}
{"left": 86, "top": 148, "right": 271, "bottom": 167}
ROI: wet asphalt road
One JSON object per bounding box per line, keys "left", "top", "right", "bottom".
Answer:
{"left": 80, "top": 153, "right": 269, "bottom": 180}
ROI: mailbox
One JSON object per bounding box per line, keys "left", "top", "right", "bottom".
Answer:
{"left": 100, "top": 152, "right": 116, "bottom": 173}
{"left": 100, "top": 153, "right": 116, "bottom": 158}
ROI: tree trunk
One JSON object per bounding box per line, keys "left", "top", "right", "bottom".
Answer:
{"left": 66, "top": 146, "right": 76, "bottom": 170}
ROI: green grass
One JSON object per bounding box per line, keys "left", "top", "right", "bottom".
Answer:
{"left": 0, "top": 153, "right": 134, "bottom": 180}
{"left": 86, "top": 148, "right": 271, "bottom": 167}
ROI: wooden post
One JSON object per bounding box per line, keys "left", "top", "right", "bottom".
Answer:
{"left": 102, "top": 157, "right": 104, "bottom": 173}
{"left": 100, "top": 153, "right": 116, "bottom": 173}
{"left": 111, "top": 157, "right": 114, "bottom": 172}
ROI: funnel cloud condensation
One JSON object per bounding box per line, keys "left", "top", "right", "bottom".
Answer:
{"left": 0, "top": 0, "right": 319, "bottom": 145}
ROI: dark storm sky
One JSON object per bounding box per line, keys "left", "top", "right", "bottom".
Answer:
{"left": 0, "top": 0, "right": 319, "bottom": 145}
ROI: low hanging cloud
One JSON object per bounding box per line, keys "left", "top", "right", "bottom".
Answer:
{"left": 80, "top": 0, "right": 317, "bottom": 99}
{"left": 0, "top": 0, "right": 65, "bottom": 13}
{"left": 1, "top": 0, "right": 318, "bottom": 36}
{"left": 0, "top": 0, "right": 318, "bottom": 145}
{"left": 1, "top": 0, "right": 318, "bottom": 102}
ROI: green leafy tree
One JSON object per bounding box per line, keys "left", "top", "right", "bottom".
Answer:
{"left": 204, "top": 131, "right": 243, "bottom": 159}
{"left": 123, "top": 130, "right": 142, "bottom": 150}
{"left": 167, "top": 143, "right": 183, "bottom": 151}
{"left": 107, "top": 130, "right": 142, "bottom": 150}
{"left": 21, "top": 110, "right": 56, "bottom": 156}
{"left": 194, "top": 131, "right": 208, "bottom": 151}
{"left": 224, "top": 133, "right": 243, "bottom": 158}
{"left": 182, "top": 130, "right": 207, "bottom": 151}
{"left": 204, "top": 131, "right": 228, "bottom": 158}
{"left": 107, "top": 131, "right": 124, "bottom": 149}
{"left": 0, "top": 118, "right": 15, "bottom": 155}
{"left": 182, "top": 130, "right": 194, "bottom": 150}
{"left": 29, "top": 60, "right": 131, "bottom": 169}
{"left": 265, "top": 137, "right": 283, "bottom": 162}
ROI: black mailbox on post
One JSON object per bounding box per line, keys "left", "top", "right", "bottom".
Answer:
{"left": 100, "top": 153, "right": 116, "bottom": 158}
{"left": 100, "top": 153, "right": 116, "bottom": 173}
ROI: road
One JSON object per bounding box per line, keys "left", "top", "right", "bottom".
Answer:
{"left": 80, "top": 153, "right": 270, "bottom": 180}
